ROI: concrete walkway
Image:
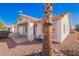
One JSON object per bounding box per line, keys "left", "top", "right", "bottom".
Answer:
{"left": 9, "top": 33, "right": 28, "bottom": 44}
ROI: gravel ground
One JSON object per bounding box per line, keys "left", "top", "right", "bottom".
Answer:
{"left": 58, "top": 32, "right": 79, "bottom": 56}
{"left": 0, "top": 38, "right": 42, "bottom": 56}
{"left": 0, "top": 32, "right": 79, "bottom": 56}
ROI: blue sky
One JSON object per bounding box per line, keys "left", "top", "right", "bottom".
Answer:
{"left": 0, "top": 3, "right": 79, "bottom": 27}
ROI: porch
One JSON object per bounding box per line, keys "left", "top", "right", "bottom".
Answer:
{"left": 16, "top": 23, "right": 28, "bottom": 36}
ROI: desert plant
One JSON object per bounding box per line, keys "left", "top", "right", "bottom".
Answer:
{"left": 70, "top": 28, "right": 75, "bottom": 33}
{"left": 75, "top": 24, "right": 79, "bottom": 32}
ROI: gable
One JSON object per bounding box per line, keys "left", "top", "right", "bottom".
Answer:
{"left": 16, "top": 15, "right": 29, "bottom": 24}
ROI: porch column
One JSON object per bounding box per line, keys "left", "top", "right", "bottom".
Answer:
{"left": 27, "top": 22, "right": 34, "bottom": 41}
{"left": 16, "top": 25, "right": 19, "bottom": 34}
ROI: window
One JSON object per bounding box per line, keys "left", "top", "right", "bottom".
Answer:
{"left": 25, "top": 24, "right": 28, "bottom": 32}
{"left": 52, "top": 19, "right": 57, "bottom": 39}
{"left": 52, "top": 19, "right": 56, "bottom": 33}
{"left": 63, "top": 23, "right": 65, "bottom": 33}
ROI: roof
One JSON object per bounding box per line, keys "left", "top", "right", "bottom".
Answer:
{"left": 36, "top": 13, "right": 68, "bottom": 23}
{"left": 52, "top": 13, "right": 68, "bottom": 20}
{"left": 16, "top": 13, "right": 69, "bottom": 24}
{"left": 5, "top": 25, "right": 15, "bottom": 28}
{"left": 16, "top": 14, "right": 40, "bottom": 24}
{"left": 20, "top": 14, "right": 40, "bottom": 20}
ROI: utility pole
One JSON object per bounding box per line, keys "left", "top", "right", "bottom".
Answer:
{"left": 42, "top": 3, "right": 54, "bottom": 56}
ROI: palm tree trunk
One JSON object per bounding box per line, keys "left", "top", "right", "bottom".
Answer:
{"left": 42, "top": 3, "right": 54, "bottom": 56}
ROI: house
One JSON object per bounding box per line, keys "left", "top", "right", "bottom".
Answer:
{"left": 14, "top": 13, "right": 70, "bottom": 42}
{"left": 15, "top": 14, "right": 40, "bottom": 41}
{"left": 5, "top": 25, "right": 16, "bottom": 33}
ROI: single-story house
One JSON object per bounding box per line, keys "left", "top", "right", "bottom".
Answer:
{"left": 14, "top": 13, "right": 70, "bottom": 42}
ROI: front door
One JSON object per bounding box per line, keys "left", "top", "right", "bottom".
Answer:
{"left": 19, "top": 26, "right": 24, "bottom": 35}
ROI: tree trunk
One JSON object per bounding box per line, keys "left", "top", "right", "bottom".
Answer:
{"left": 42, "top": 3, "right": 54, "bottom": 56}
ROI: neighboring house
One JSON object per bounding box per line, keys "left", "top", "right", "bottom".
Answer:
{"left": 14, "top": 13, "right": 70, "bottom": 42}
{"left": 5, "top": 25, "right": 16, "bottom": 33}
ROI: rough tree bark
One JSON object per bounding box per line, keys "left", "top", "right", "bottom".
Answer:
{"left": 42, "top": 3, "right": 54, "bottom": 56}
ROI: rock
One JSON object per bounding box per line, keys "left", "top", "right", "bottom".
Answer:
{"left": 32, "top": 48, "right": 63, "bottom": 56}
{"left": 53, "top": 48, "right": 63, "bottom": 56}
{"left": 32, "top": 48, "right": 42, "bottom": 56}
{"left": 53, "top": 48, "right": 60, "bottom": 53}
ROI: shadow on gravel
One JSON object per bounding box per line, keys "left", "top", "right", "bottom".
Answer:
{"left": 0, "top": 37, "right": 42, "bottom": 49}
{"left": 26, "top": 50, "right": 79, "bottom": 56}
{"left": 60, "top": 50, "right": 79, "bottom": 56}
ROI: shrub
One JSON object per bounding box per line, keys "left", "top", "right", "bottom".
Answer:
{"left": 0, "top": 30, "right": 11, "bottom": 38}
{"left": 36, "top": 38, "right": 43, "bottom": 42}
{"left": 75, "top": 24, "right": 79, "bottom": 32}
{"left": 70, "top": 28, "right": 75, "bottom": 33}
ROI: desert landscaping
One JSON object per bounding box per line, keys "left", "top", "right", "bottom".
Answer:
{"left": 0, "top": 32, "right": 79, "bottom": 56}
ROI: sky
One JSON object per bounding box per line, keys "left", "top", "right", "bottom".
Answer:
{"left": 0, "top": 3, "right": 79, "bottom": 27}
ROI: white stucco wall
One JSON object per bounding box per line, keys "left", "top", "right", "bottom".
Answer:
{"left": 56, "top": 19, "right": 61, "bottom": 42}
{"left": 27, "top": 23, "right": 34, "bottom": 41}
{"left": 61, "top": 14, "right": 70, "bottom": 42}
{"left": 6, "top": 25, "right": 15, "bottom": 33}
{"left": 15, "top": 25, "right": 19, "bottom": 33}
{"left": 35, "top": 23, "right": 43, "bottom": 39}
{"left": 18, "top": 25, "right": 25, "bottom": 35}
{"left": 52, "top": 19, "right": 61, "bottom": 42}
{"left": 11, "top": 26, "right": 15, "bottom": 33}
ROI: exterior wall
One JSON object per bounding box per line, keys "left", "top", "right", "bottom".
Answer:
{"left": 15, "top": 24, "right": 27, "bottom": 35}
{"left": 27, "top": 23, "right": 34, "bottom": 41}
{"left": 18, "top": 25, "right": 25, "bottom": 35}
{"left": 15, "top": 22, "right": 34, "bottom": 41}
{"left": 35, "top": 23, "right": 43, "bottom": 39}
{"left": 61, "top": 14, "right": 70, "bottom": 42}
{"left": 5, "top": 25, "right": 15, "bottom": 33}
{"left": 11, "top": 26, "right": 15, "bottom": 33}
{"left": 15, "top": 25, "right": 19, "bottom": 33}
{"left": 52, "top": 19, "right": 61, "bottom": 42}
{"left": 55, "top": 19, "right": 61, "bottom": 42}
